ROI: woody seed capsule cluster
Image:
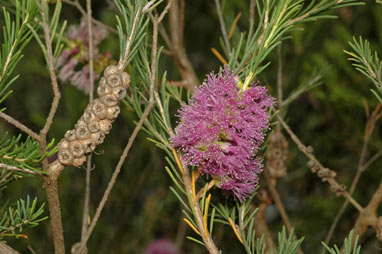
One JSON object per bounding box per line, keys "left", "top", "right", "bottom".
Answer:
{"left": 57, "top": 65, "right": 130, "bottom": 167}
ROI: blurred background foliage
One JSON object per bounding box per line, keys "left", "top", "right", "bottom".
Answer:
{"left": 0, "top": 0, "right": 381, "bottom": 253}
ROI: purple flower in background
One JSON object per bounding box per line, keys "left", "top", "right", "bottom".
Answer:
{"left": 171, "top": 67, "right": 274, "bottom": 201}
{"left": 145, "top": 239, "right": 178, "bottom": 254}
{"left": 56, "top": 18, "right": 114, "bottom": 94}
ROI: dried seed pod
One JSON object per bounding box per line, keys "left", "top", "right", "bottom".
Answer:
{"left": 75, "top": 125, "right": 91, "bottom": 140}
{"left": 70, "top": 141, "right": 84, "bottom": 158}
{"left": 82, "top": 139, "right": 96, "bottom": 154}
{"left": 112, "top": 86, "right": 127, "bottom": 100}
{"left": 82, "top": 111, "right": 98, "bottom": 124}
{"left": 97, "top": 83, "right": 112, "bottom": 97}
{"left": 58, "top": 140, "right": 70, "bottom": 150}
{"left": 104, "top": 65, "right": 119, "bottom": 77}
{"left": 72, "top": 157, "right": 86, "bottom": 167}
{"left": 105, "top": 105, "right": 120, "bottom": 120}
{"left": 101, "top": 94, "right": 118, "bottom": 107}
{"left": 106, "top": 73, "right": 123, "bottom": 87}
{"left": 99, "top": 119, "right": 112, "bottom": 134}
{"left": 64, "top": 130, "right": 76, "bottom": 142}
{"left": 91, "top": 99, "right": 107, "bottom": 119}
{"left": 75, "top": 119, "right": 87, "bottom": 129}
{"left": 58, "top": 149, "right": 74, "bottom": 165}
{"left": 91, "top": 132, "right": 105, "bottom": 145}
{"left": 121, "top": 72, "right": 130, "bottom": 88}
{"left": 88, "top": 122, "right": 100, "bottom": 133}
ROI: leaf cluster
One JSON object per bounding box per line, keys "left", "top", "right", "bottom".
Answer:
{"left": 0, "top": 0, "right": 38, "bottom": 109}
{"left": 0, "top": 196, "right": 47, "bottom": 239}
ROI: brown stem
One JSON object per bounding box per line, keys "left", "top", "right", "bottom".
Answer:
{"left": 0, "top": 242, "right": 20, "bottom": 254}
{"left": 342, "top": 181, "right": 382, "bottom": 251}
{"left": 253, "top": 190, "right": 275, "bottom": 251}
{"left": 0, "top": 112, "right": 41, "bottom": 142}
{"left": 168, "top": 0, "right": 199, "bottom": 93}
{"left": 0, "top": 163, "right": 42, "bottom": 176}
{"left": 277, "top": 115, "right": 363, "bottom": 211}
{"left": 43, "top": 161, "right": 66, "bottom": 254}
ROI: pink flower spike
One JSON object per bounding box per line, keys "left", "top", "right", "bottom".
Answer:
{"left": 171, "top": 67, "right": 274, "bottom": 202}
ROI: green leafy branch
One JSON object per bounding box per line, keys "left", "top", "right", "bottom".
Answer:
{"left": 225, "top": 0, "right": 363, "bottom": 82}
{"left": 0, "top": 196, "right": 47, "bottom": 239}
{"left": 344, "top": 37, "right": 382, "bottom": 102}
{"left": 0, "top": 0, "right": 38, "bottom": 108}
{"left": 0, "top": 133, "right": 55, "bottom": 188}
{"left": 322, "top": 231, "right": 361, "bottom": 254}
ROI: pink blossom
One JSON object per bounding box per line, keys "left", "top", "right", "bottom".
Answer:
{"left": 145, "top": 239, "right": 178, "bottom": 254}
{"left": 171, "top": 67, "right": 274, "bottom": 201}
{"left": 56, "top": 18, "right": 110, "bottom": 94}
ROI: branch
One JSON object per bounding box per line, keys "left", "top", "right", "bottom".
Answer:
{"left": 0, "top": 163, "right": 42, "bottom": 176}
{"left": 0, "top": 112, "right": 41, "bottom": 142}
{"left": 277, "top": 115, "right": 363, "bottom": 212}
{"left": 39, "top": 2, "right": 64, "bottom": 254}
{"left": 168, "top": 0, "right": 199, "bottom": 93}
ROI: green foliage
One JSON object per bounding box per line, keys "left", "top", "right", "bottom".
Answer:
{"left": 27, "top": 0, "right": 66, "bottom": 66}
{"left": 0, "top": 132, "right": 55, "bottom": 184}
{"left": 0, "top": 0, "right": 37, "bottom": 109}
{"left": 322, "top": 231, "right": 361, "bottom": 254}
{"left": 344, "top": 37, "right": 382, "bottom": 102}
{"left": 273, "top": 228, "right": 304, "bottom": 254}
{"left": 226, "top": 0, "right": 364, "bottom": 82}
{"left": 0, "top": 196, "right": 47, "bottom": 239}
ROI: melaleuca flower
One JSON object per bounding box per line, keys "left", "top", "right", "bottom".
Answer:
{"left": 171, "top": 67, "right": 274, "bottom": 201}
{"left": 57, "top": 18, "right": 115, "bottom": 94}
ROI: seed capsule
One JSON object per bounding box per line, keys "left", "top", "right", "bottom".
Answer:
{"left": 112, "top": 86, "right": 127, "bottom": 100}
{"left": 75, "top": 119, "right": 87, "bottom": 129}
{"left": 106, "top": 73, "right": 123, "bottom": 87}
{"left": 91, "top": 100, "right": 107, "bottom": 119}
{"left": 88, "top": 122, "right": 100, "bottom": 133}
{"left": 82, "top": 139, "right": 96, "bottom": 154}
{"left": 82, "top": 111, "right": 97, "bottom": 124}
{"left": 105, "top": 105, "right": 120, "bottom": 120}
{"left": 101, "top": 94, "right": 118, "bottom": 107}
{"left": 58, "top": 140, "right": 70, "bottom": 150}
{"left": 99, "top": 119, "right": 112, "bottom": 134}
{"left": 104, "top": 65, "right": 119, "bottom": 77}
{"left": 70, "top": 141, "right": 84, "bottom": 158}
{"left": 75, "top": 125, "right": 90, "bottom": 140}
{"left": 72, "top": 157, "right": 86, "bottom": 167}
{"left": 91, "top": 132, "right": 105, "bottom": 145}
{"left": 58, "top": 149, "right": 73, "bottom": 165}
{"left": 97, "top": 83, "right": 112, "bottom": 97}
{"left": 121, "top": 72, "right": 130, "bottom": 88}
{"left": 64, "top": 130, "right": 76, "bottom": 142}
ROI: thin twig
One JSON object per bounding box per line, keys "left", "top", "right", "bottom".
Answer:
{"left": 168, "top": 0, "right": 199, "bottom": 93}
{"left": 39, "top": 1, "right": 65, "bottom": 254}
{"left": 249, "top": 0, "right": 255, "bottom": 26}
{"left": 62, "top": 0, "right": 118, "bottom": 34}
{"left": 0, "top": 112, "right": 41, "bottom": 142}
{"left": 278, "top": 115, "right": 364, "bottom": 212}
{"left": 214, "top": 0, "right": 231, "bottom": 56}
{"left": 0, "top": 163, "right": 42, "bottom": 176}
